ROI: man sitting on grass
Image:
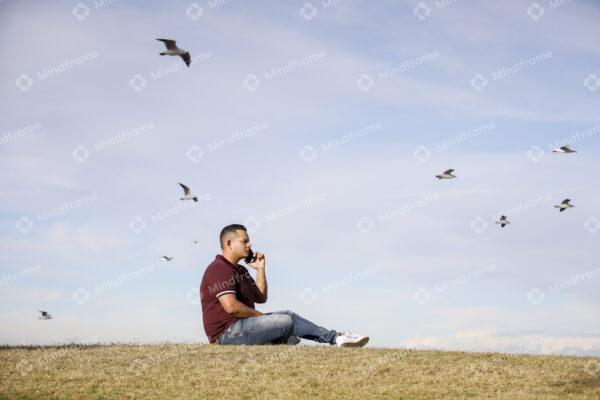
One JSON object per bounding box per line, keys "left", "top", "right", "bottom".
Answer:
{"left": 200, "top": 224, "right": 369, "bottom": 347}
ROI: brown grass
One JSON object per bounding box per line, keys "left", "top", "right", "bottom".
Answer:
{"left": 1, "top": 344, "right": 599, "bottom": 399}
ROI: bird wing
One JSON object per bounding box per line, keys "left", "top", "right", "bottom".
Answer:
{"left": 500, "top": 215, "right": 507, "bottom": 220}
{"left": 562, "top": 199, "right": 571, "bottom": 204}
{"left": 180, "top": 52, "right": 191, "bottom": 67}
{"left": 444, "top": 169, "right": 454, "bottom": 174}
{"left": 179, "top": 182, "right": 191, "bottom": 195}
{"left": 156, "top": 38, "right": 178, "bottom": 50}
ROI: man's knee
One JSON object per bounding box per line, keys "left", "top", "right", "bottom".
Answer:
{"left": 266, "top": 314, "right": 294, "bottom": 332}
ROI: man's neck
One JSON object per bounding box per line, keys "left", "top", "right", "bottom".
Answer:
{"left": 222, "top": 253, "right": 241, "bottom": 266}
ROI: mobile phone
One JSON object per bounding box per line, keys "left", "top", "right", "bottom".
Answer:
{"left": 244, "top": 249, "right": 255, "bottom": 264}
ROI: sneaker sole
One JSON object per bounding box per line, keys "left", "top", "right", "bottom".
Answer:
{"left": 339, "top": 336, "right": 369, "bottom": 348}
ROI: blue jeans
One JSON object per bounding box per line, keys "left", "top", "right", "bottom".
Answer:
{"left": 216, "top": 310, "right": 339, "bottom": 345}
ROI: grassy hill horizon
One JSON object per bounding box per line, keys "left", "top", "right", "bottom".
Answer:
{"left": 1, "top": 343, "right": 599, "bottom": 399}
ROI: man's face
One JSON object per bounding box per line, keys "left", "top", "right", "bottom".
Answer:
{"left": 228, "top": 229, "right": 251, "bottom": 259}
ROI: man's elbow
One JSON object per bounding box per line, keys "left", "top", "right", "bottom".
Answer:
{"left": 255, "top": 296, "right": 267, "bottom": 304}
{"left": 223, "top": 304, "right": 236, "bottom": 314}
{"left": 220, "top": 298, "right": 238, "bottom": 314}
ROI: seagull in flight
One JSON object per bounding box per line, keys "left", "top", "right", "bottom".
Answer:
{"left": 555, "top": 199, "right": 575, "bottom": 212}
{"left": 38, "top": 311, "right": 52, "bottom": 320}
{"left": 552, "top": 145, "right": 577, "bottom": 153}
{"left": 436, "top": 169, "right": 457, "bottom": 179}
{"left": 160, "top": 256, "right": 173, "bottom": 262}
{"left": 179, "top": 183, "right": 198, "bottom": 202}
{"left": 156, "top": 39, "right": 191, "bottom": 67}
{"left": 495, "top": 215, "right": 510, "bottom": 228}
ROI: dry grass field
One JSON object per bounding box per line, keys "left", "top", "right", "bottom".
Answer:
{"left": 1, "top": 343, "right": 599, "bottom": 399}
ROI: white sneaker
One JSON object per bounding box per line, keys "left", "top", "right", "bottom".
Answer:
{"left": 335, "top": 331, "right": 369, "bottom": 348}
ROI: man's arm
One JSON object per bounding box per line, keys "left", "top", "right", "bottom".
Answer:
{"left": 218, "top": 294, "right": 263, "bottom": 318}
{"left": 249, "top": 252, "right": 268, "bottom": 303}
{"left": 254, "top": 265, "right": 268, "bottom": 303}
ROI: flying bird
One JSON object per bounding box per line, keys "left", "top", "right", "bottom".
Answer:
{"left": 160, "top": 256, "right": 173, "bottom": 262}
{"left": 156, "top": 39, "right": 191, "bottom": 67}
{"left": 555, "top": 199, "right": 574, "bottom": 212}
{"left": 38, "top": 311, "right": 52, "bottom": 320}
{"left": 191, "top": 240, "right": 200, "bottom": 245}
{"left": 552, "top": 145, "right": 577, "bottom": 153}
{"left": 495, "top": 215, "right": 510, "bottom": 228}
{"left": 436, "top": 169, "right": 457, "bottom": 179}
{"left": 179, "top": 183, "right": 198, "bottom": 202}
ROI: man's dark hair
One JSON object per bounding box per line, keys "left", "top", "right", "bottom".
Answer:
{"left": 219, "top": 224, "right": 247, "bottom": 249}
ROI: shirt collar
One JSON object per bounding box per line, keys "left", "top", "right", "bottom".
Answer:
{"left": 216, "top": 254, "right": 239, "bottom": 269}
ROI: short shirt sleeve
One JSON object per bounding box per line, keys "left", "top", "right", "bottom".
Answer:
{"left": 207, "top": 266, "right": 237, "bottom": 298}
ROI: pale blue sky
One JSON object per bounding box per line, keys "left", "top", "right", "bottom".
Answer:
{"left": 1, "top": 0, "right": 599, "bottom": 355}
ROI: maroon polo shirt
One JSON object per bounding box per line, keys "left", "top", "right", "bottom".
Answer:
{"left": 200, "top": 255, "right": 256, "bottom": 343}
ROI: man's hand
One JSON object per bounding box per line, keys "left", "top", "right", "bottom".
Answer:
{"left": 248, "top": 251, "right": 265, "bottom": 270}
